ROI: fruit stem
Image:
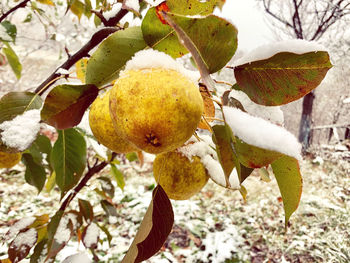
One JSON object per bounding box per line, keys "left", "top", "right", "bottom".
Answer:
{"left": 213, "top": 79, "right": 233, "bottom": 87}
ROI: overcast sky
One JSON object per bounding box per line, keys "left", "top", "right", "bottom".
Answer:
{"left": 216, "top": 0, "right": 274, "bottom": 51}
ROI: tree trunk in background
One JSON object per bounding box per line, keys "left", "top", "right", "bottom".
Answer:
{"left": 298, "top": 91, "right": 315, "bottom": 151}
{"left": 262, "top": 0, "right": 350, "bottom": 151}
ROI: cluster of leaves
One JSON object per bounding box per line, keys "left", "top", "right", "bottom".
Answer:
{"left": 0, "top": 0, "right": 332, "bottom": 262}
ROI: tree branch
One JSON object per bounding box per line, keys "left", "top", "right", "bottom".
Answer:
{"left": 59, "top": 153, "right": 117, "bottom": 212}
{"left": 34, "top": 9, "right": 128, "bottom": 95}
{"left": 311, "top": 0, "right": 347, "bottom": 40}
{"left": 292, "top": 0, "right": 304, "bottom": 39}
{"left": 0, "top": 0, "right": 31, "bottom": 23}
{"left": 262, "top": 0, "right": 294, "bottom": 29}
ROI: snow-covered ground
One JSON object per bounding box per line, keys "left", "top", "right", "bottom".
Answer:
{"left": 0, "top": 156, "right": 349, "bottom": 262}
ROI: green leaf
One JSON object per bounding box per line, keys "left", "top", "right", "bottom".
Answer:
{"left": 234, "top": 137, "right": 283, "bottom": 168}
{"left": 110, "top": 163, "right": 125, "bottom": 191}
{"left": 68, "top": 0, "right": 85, "bottom": 20}
{"left": 30, "top": 134, "right": 52, "bottom": 169}
{"left": 0, "top": 92, "right": 42, "bottom": 152}
{"left": 30, "top": 2, "right": 45, "bottom": 15}
{"left": 126, "top": 152, "right": 138, "bottom": 162}
{"left": 8, "top": 228, "right": 38, "bottom": 263}
{"left": 0, "top": 21, "right": 17, "bottom": 42}
{"left": 142, "top": 10, "right": 237, "bottom": 73}
{"left": 46, "top": 211, "right": 74, "bottom": 260}
{"left": 51, "top": 129, "right": 86, "bottom": 196}
{"left": 271, "top": 155, "right": 303, "bottom": 227}
{"left": 30, "top": 239, "right": 48, "bottom": 263}
{"left": 141, "top": 7, "right": 187, "bottom": 58}
{"left": 0, "top": 92, "right": 42, "bottom": 123}
{"left": 122, "top": 185, "right": 174, "bottom": 263}
{"left": 212, "top": 124, "right": 240, "bottom": 187}
{"left": 41, "top": 84, "right": 98, "bottom": 130}
{"left": 22, "top": 153, "right": 47, "bottom": 193}
{"left": 85, "top": 26, "right": 147, "bottom": 87}
{"left": 98, "top": 176, "right": 115, "bottom": 198}
{"left": 167, "top": 0, "right": 222, "bottom": 15}
{"left": 78, "top": 198, "right": 94, "bottom": 223}
{"left": 234, "top": 51, "right": 332, "bottom": 106}
{"left": 2, "top": 43, "right": 22, "bottom": 79}
{"left": 27, "top": 134, "right": 52, "bottom": 169}
{"left": 23, "top": 13, "right": 33, "bottom": 23}
{"left": 83, "top": 0, "right": 92, "bottom": 18}
{"left": 100, "top": 200, "right": 117, "bottom": 218}
{"left": 96, "top": 223, "right": 112, "bottom": 246}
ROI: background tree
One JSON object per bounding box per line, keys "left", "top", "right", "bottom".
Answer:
{"left": 260, "top": 0, "right": 350, "bottom": 150}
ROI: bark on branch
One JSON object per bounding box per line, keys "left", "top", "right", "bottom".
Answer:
{"left": 59, "top": 153, "right": 117, "bottom": 212}
{"left": 0, "top": 0, "right": 31, "bottom": 23}
{"left": 34, "top": 9, "right": 128, "bottom": 95}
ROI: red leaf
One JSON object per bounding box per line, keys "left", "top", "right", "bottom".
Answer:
{"left": 122, "top": 185, "right": 174, "bottom": 263}
{"left": 8, "top": 228, "right": 38, "bottom": 263}
{"left": 41, "top": 84, "right": 98, "bottom": 129}
{"left": 155, "top": 2, "right": 170, "bottom": 24}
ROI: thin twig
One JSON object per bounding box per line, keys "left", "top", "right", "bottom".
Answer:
{"left": 34, "top": 9, "right": 128, "bottom": 95}
{"left": 0, "top": 0, "right": 31, "bottom": 23}
{"left": 34, "top": 27, "right": 117, "bottom": 95}
{"left": 214, "top": 79, "right": 233, "bottom": 87}
{"left": 59, "top": 153, "right": 117, "bottom": 212}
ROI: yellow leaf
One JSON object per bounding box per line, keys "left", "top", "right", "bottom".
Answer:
{"left": 70, "top": 0, "right": 85, "bottom": 20}
{"left": 37, "top": 0, "right": 55, "bottom": 6}
{"left": 198, "top": 86, "right": 215, "bottom": 130}
{"left": 75, "top": 58, "right": 88, "bottom": 83}
{"left": 45, "top": 171, "right": 56, "bottom": 193}
{"left": 36, "top": 226, "right": 48, "bottom": 243}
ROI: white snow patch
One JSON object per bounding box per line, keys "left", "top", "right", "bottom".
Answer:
{"left": 54, "top": 216, "right": 72, "bottom": 244}
{"left": 6, "top": 217, "right": 36, "bottom": 241}
{"left": 56, "top": 68, "right": 70, "bottom": 75}
{"left": 343, "top": 97, "right": 350, "bottom": 104}
{"left": 178, "top": 135, "right": 240, "bottom": 189}
{"left": 101, "top": 180, "right": 112, "bottom": 191}
{"left": 223, "top": 107, "right": 302, "bottom": 160}
{"left": 143, "top": 0, "right": 164, "bottom": 6}
{"left": 104, "top": 3, "right": 122, "bottom": 20}
{"left": 65, "top": 213, "right": 79, "bottom": 231}
{"left": 229, "top": 89, "right": 284, "bottom": 125}
{"left": 83, "top": 223, "right": 100, "bottom": 248}
{"left": 122, "top": 49, "right": 200, "bottom": 84}
{"left": 312, "top": 156, "right": 324, "bottom": 165}
{"left": 123, "top": 0, "right": 140, "bottom": 12}
{"left": 0, "top": 109, "right": 41, "bottom": 151}
{"left": 12, "top": 228, "right": 37, "bottom": 248}
{"left": 195, "top": 225, "right": 242, "bottom": 262}
{"left": 234, "top": 39, "right": 327, "bottom": 66}
{"left": 62, "top": 252, "right": 92, "bottom": 263}
{"left": 108, "top": 216, "right": 118, "bottom": 224}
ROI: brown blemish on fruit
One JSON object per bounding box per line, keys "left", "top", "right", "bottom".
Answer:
{"left": 145, "top": 132, "right": 161, "bottom": 147}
